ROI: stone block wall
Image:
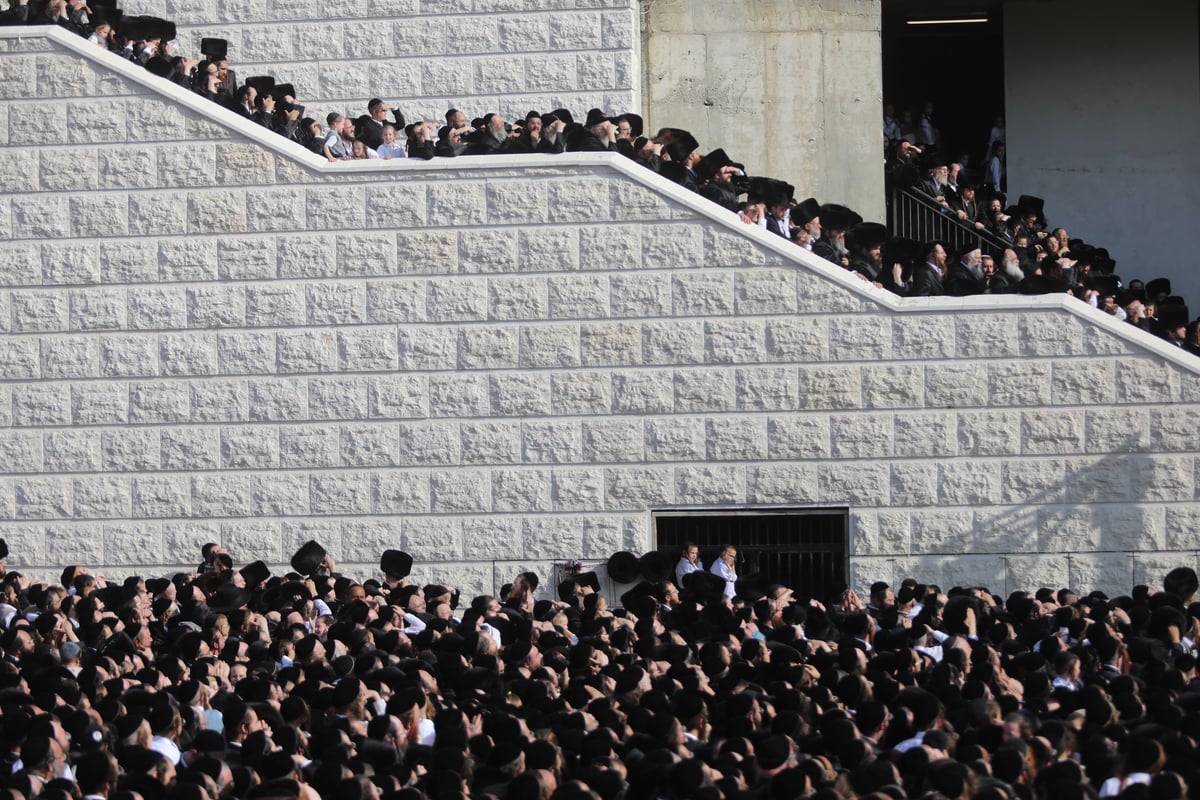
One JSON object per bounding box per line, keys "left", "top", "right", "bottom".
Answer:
{"left": 116, "top": 0, "right": 639, "bottom": 132}
{"left": 2, "top": 30, "right": 1199, "bottom": 599}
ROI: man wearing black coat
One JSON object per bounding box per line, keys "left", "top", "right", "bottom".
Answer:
{"left": 910, "top": 241, "right": 948, "bottom": 297}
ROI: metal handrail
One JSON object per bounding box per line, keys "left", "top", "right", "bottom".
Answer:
{"left": 887, "top": 187, "right": 1011, "bottom": 257}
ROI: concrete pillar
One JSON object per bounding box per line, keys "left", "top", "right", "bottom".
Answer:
{"left": 642, "top": 0, "right": 886, "bottom": 221}
{"left": 1005, "top": 0, "right": 1200, "bottom": 301}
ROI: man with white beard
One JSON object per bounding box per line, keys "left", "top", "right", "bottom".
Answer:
{"left": 944, "top": 245, "right": 987, "bottom": 296}
{"left": 812, "top": 203, "right": 859, "bottom": 267}
{"left": 917, "top": 158, "right": 952, "bottom": 211}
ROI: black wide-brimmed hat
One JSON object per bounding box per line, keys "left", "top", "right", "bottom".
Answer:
{"left": 607, "top": 552, "right": 640, "bottom": 584}
{"left": 290, "top": 540, "right": 326, "bottom": 576}
{"left": 380, "top": 549, "right": 413, "bottom": 580}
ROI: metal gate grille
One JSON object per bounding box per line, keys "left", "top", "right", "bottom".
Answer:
{"left": 653, "top": 509, "right": 849, "bottom": 604}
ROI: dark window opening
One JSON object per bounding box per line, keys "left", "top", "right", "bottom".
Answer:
{"left": 653, "top": 508, "right": 849, "bottom": 605}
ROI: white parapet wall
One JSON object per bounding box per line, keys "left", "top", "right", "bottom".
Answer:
{"left": 2, "top": 29, "right": 1199, "bottom": 598}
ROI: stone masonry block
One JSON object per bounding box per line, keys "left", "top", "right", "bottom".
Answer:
{"left": 611, "top": 370, "right": 673, "bottom": 414}
{"left": 128, "top": 288, "right": 187, "bottom": 330}
{"left": 705, "top": 418, "right": 767, "bottom": 460}
{"left": 674, "top": 369, "right": 735, "bottom": 413}
{"left": 1116, "top": 360, "right": 1179, "bottom": 404}
{"left": 372, "top": 472, "right": 431, "bottom": 514}
{"left": 490, "top": 373, "right": 551, "bottom": 416}
{"left": 890, "top": 462, "right": 939, "bottom": 506}
{"left": 397, "top": 422, "right": 462, "bottom": 466}
{"left": 893, "top": 412, "right": 956, "bottom": 458}
{"left": 746, "top": 464, "right": 819, "bottom": 504}
{"left": 830, "top": 414, "right": 893, "bottom": 459}
{"left": 1021, "top": 410, "right": 1085, "bottom": 455}
{"left": 955, "top": 314, "right": 1021, "bottom": 358}
{"left": 460, "top": 421, "right": 521, "bottom": 465}
{"left": 309, "top": 377, "right": 369, "bottom": 421}
{"left": 819, "top": 462, "right": 889, "bottom": 506}
{"left": 161, "top": 428, "right": 219, "bottom": 471}
{"left": 72, "top": 383, "right": 128, "bottom": 425}
{"left": 425, "top": 373, "right": 486, "bottom": 418}
{"left": 861, "top": 365, "right": 923, "bottom": 409}
{"left": 925, "top": 364, "right": 987, "bottom": 409}
{"left": 990, "top": 362, "right": 1052, "bottom": 406}
{"left": 764, "top": 318, "right": 828, "bottom": 362}
{"left": 641, "top": 320, "right": 704, "bottom": 365}
{"left": 521, "top": 324, "right": 581, "bottom": 369}
{"left": 341, "top": 424, "right": 400, "bottom": 467}
{"left": 645, "top": 417, "right": 705, "bottom": 462}
{"left": 582, "top": 419, "right": 642, "bottom": 462}
{"left": 430, "top": 470, "right": 490, "bottom": 513}
{"left": 69, "top": 288, "right": 125, "bottom": 331}
{"left": 611, "top": 273, "right": 671, "bottom": 318}
{"left": 605, "top": 467, "right": 672, "bottom": 509}
{"left": 554, "top": 469, "right": 611, "bottom": 515}
{"left": 1052, "top": 360, "right": 1115, "bottom": 405}
{"left": 550, "top": 371, "right": 610, "bottom": 415}
{"left": 191, "top": 381, "right": 248, "bottom": 423}
{"left": 220, "top": 429, "right": 280, "bottom": 472}
{"left": 1085, "top": 407, "right": 1150, "bottom": 454}
{"left": 310, "top": 472, "right": 371, "bottom": 515}
{"left": 522, "top": 421, "right": 582, "bottom": 464}
{"left": 705, "top": 320, "right": 763, "bottom": 364}
{"left": 675, "top": 465, "right": 745, "bottom": 505}
{"left": 642, "top": 223, "right": 703, "bottom": 268}
{"left": 581, "top": 323, "right": 640, "bottom": 366}
{"left": 103, "top": 429, "right": 160, "bottom": 472}
{"left": 43, "top": 430, "right": 99, "bottom": 472}
{"left": 736, "top": 367, "right": 798, "bottom": 412}
{"left": 797, "top": 366, "right": 861, "bottom": 409}
{"left": 672, "top": 272, "right": 734, "bottom": 316}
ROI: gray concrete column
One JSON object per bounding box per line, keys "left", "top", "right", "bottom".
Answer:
{"left": 642, "top": 0, "right": 885, "bottom": 221}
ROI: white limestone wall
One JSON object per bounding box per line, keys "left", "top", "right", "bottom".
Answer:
{"left": 116, "top": 0, "right": 639, "bottom": 132}
{"left": 3, "top": 30, "right": 1200, "bottom": 599}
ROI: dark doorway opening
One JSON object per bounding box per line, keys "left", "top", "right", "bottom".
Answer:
{"left": 882, "top": 0, "right": 1006, "bottom": 174}
{"left": 653, "top": 508, "right": 849, "bottom": 605}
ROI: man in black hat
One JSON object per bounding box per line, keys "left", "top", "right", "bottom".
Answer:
{"left": 910, "top": 241, "right": 948, "bottom": 297}
{"left": 943, "top": 245, "right": 987, "bottom": 297}
{"left": 951, "top": 184, "right": 987, "bottom": 230}
{"left": 847, "top": 222, "right": 888, "bottom": 284}
{"left": 917, "top": 158, "right": 951, "bottom": 211}
{"left": 567, "top": 109, "right": 618, "bottom": 152}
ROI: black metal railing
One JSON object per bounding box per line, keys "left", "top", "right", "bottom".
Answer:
{"left": 888, "top": 187, "right": 1010, "bottom": 258}
{"left": 653, "top": 509, "right": 849, "bottom": 604}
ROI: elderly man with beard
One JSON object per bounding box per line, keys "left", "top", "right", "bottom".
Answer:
{"left": 812, "top": 203, "right": 860, "bottom": 267}
{"left": 567, "top": 108, "right": 619, "bottom": 152}
{"left": 917, "top": 158, "right": 952, "bottom": 211}
{"left": 467, "top": 112, "right": 515, "bottom": 155}
{"left": 944, "top": 245, "right": 987, "bottom": 296}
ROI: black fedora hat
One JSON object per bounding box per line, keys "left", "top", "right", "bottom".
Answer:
{"left": 208, "top": 584, "right": 251, "bottom": 614}
{"left": 639, "top": 551, "right": 672, "bottom": 582}
{"left": 239, "top": 560, "right": 270, "bottom": 589}
{"left": 290, "top": 540, "right": 326, "bottom": 576}
{"left": 607, "top": 552, "right": 640, "bottom": 584}
{"left": 380, "top": 550, "right": 413, "bottom": 580}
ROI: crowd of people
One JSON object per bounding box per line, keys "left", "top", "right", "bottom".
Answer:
{"left": 878, "top": 104, "right": 1197, "bottom": 352}
{"left": 4, "top": 536, "right": 1200, "bottom": 800}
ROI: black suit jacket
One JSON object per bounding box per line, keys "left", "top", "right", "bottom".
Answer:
{"left": 910, "top": 263, "right": 946, "bottom": 296}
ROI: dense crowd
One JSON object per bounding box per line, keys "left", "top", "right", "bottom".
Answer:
{"left": 4, "top": 536, "right": 1200, "bottom": 800}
